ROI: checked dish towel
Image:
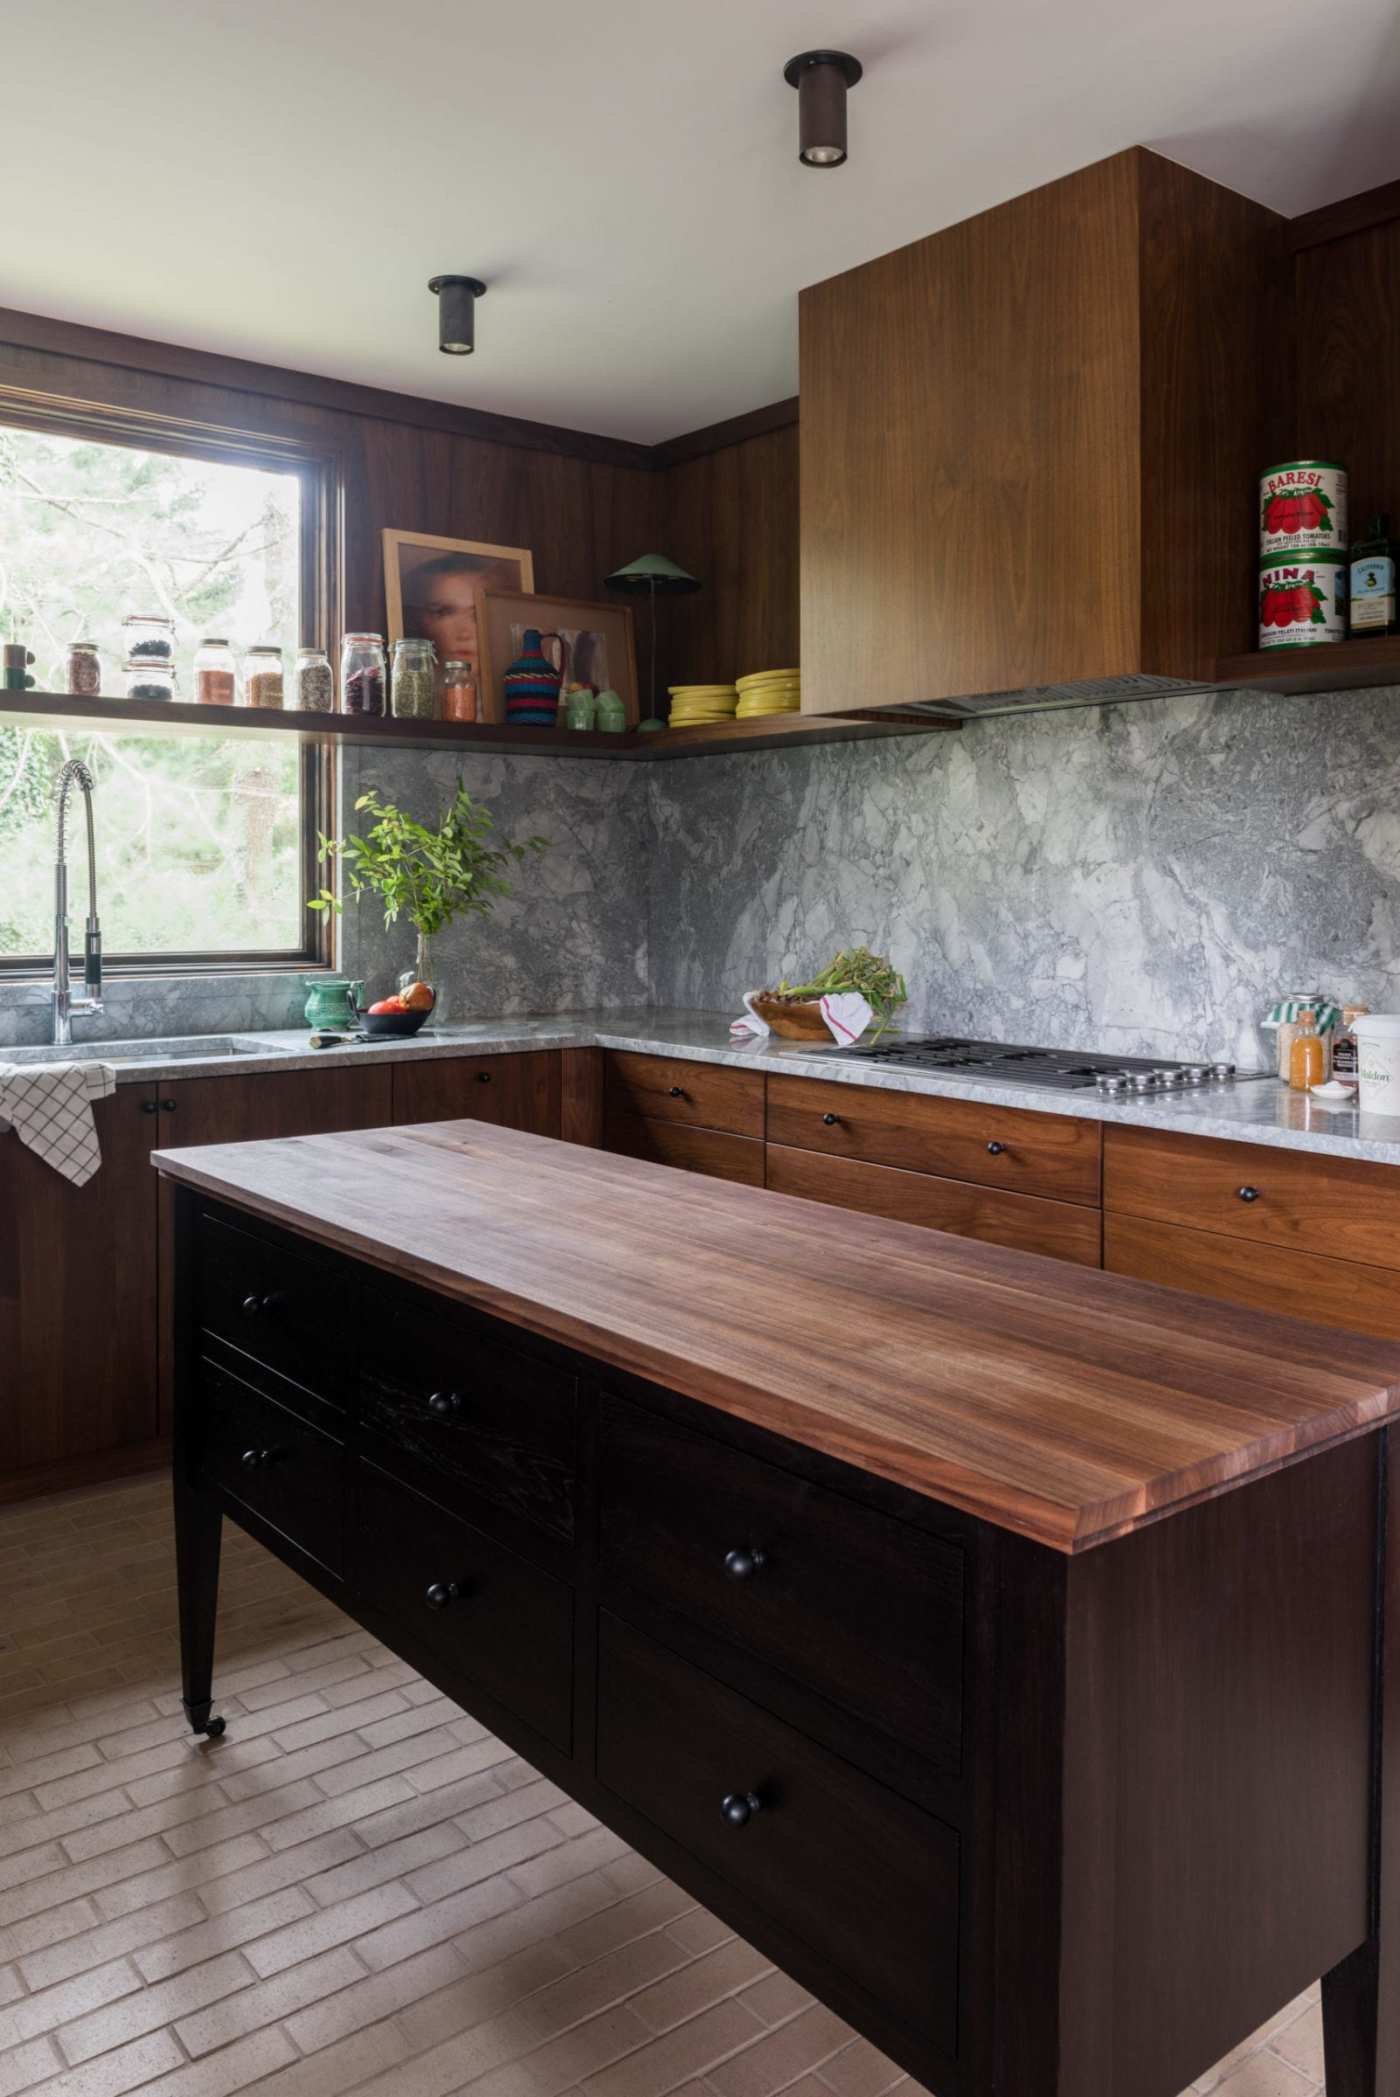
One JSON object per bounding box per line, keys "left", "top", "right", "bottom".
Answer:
{"left": 0, "top": 1061, "right": 117, "bottom": 1186}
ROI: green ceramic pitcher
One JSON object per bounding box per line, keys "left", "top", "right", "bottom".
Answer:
{"left": 303, "top": 976, "right": 364, "bottom": 1029}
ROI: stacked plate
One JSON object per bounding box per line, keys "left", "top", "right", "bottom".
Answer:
{"left": 667, "top": 683, "right": 739, "bottom": 726}
{"left": 735, "top": 668, "right": 801, "bottom": 718}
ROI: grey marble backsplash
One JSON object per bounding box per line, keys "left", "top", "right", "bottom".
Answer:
{"left": 3, "top": 683, "right": 1397, "bottom": 1061}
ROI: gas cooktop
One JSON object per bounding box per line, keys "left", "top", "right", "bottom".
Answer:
{"left": 839, "top": 1034, "right": 1273, "bottom": 1094}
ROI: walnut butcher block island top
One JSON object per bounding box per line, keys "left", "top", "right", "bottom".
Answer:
{"left": 156, "top": 1121, "right": 1400, "bottom": 2097}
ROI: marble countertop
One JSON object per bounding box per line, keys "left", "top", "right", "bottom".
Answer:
{"left": 10, "top": 1006, "right": 1399, "bottom": 1165}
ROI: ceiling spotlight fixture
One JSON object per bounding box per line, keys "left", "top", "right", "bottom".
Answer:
{"left": 428, "top": 274, "right": 487, "bottom": 355}
{"left": 783, "top": 50, "right": 862, "bottom": 168}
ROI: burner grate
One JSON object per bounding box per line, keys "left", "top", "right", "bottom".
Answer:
{"left": 840, "top": 1035, "right": 1268, "bottom": 1092}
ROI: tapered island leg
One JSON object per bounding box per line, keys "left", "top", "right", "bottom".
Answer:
{"left": 1322, "top": 1428, "right": 1399, "bottom": 2095}
{"left": 174, "top": 1473, "right": 225, "bottom": 1738}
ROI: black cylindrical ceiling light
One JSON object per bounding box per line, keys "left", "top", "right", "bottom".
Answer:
{"left": 428, "top": 275, "right": 487, "bottom": 355}
{"left": 783, "top": 50, "right": 862, "bottom": 167}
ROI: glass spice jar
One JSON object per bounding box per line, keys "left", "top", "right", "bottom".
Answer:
{"left": 341, "top": 633, "right": 386, "bottom": 716}
{"left": 122, "top": 613, "right": 176, "bottom": 663}
{"left": 193, "top": 638, "right": 237, "bottom": 707}
{"left": 66, "top": 640, "right": 101, "bottom": 697}
{"left": 242, "top": 645, "right": 284, "bottom": 709}
{"left": 123, "top": 657, "right": 174, "bottom": 702}
{"left": 293, "top": 647, "right": 334, "bottom": 714}
{"left": 391, "top": 637, "right": 437, "bottom": 719}
{"left": 440, "top": 658, "right": 478, "bottom": 722}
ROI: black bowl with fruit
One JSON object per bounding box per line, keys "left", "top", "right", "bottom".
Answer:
{"left": 351, "top": 982, "right": 435, "bottom": 1038}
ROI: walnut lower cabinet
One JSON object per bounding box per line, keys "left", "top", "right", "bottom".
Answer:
{"left": 170, "top": 1187, "right": 1398, "bottom": 2097}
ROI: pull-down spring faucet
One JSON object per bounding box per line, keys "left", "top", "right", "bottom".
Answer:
{"left": 52, "top": 761, "right": 103, "bottom": 1048}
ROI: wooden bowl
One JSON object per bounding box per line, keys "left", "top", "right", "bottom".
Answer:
{"left": 751, "top": 994, "right": 830, "bottom": 1040}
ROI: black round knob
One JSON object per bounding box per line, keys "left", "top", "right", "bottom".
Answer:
{"left": 1237, "top": 1185, "right": 1261, "bottom": 1203}
{"left": 428, "top": 1391, "right": 463, "bottom": 1417}
{"left": 241, "top": 1294, "right": 263, "bottom": 1317}
{"left": 240, "top": 1448, "right": 263, "bottom": 1470}
{"left": 986, "top": 1141, "right": 1006, "bottom": 1156}
{"left": 140, "top": 1100, "right": 160, "bottom": 1115}
{"left": 821, "top": 1112, "right": 839, "bottom": 1127}
{"left": 425, "top": 1580, "right": 461, "bottom": 1610}
{"left": 161, "top": 1098, "right": 177, "bottom": 1112}
{"left": 721, "top": 1791, "right": 762, "bottom": 1828}
{"left": 669, "top": 1086, "right": 686, "bottom": 1099}
{"left": 724, "top": 1547, "right": 766, "bottom": 1582}
{"left": 476, "top": 1070, "right": 492, "bottom": 1084}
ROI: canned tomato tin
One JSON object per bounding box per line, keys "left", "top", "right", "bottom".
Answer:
{"left": 1259, "top": 460, "right": 1347, "bottom": 555}
{"left": 1258, "top": 552, "right": 1348, "bottom": 648}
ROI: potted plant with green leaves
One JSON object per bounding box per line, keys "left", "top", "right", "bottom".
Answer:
{"left": 310, "top": 780, "right": 547, "bottom": 1027}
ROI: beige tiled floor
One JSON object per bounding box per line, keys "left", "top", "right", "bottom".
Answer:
{"left": 0, "top": 1476, "right": 1322, "bottom": 2097}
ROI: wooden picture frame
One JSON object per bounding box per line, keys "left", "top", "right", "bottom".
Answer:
{"left": 382, "top": 531, "right": 536, "bottom": 673}
{"left": 479, "top": 592, "right": 639, "bottom": 727}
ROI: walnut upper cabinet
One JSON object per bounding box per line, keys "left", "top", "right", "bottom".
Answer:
{"left": 799, "top": 148, "right": 1287, "bottom": 716}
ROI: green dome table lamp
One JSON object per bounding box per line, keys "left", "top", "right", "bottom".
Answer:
{"left": 604, "top": 553, "right": 700, "bottom": 732}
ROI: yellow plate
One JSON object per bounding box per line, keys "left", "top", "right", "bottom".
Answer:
{"left": 668, "top": 685, "right": 739, "bottom": 698}
{"left": 736, "top": 700, "right": 801, "bottom": 717}
{"left": 737, "top": 668, "right": 799, "bottom": 687}
{"left": 669, "top": 697, "right": 738, "bottom": 714}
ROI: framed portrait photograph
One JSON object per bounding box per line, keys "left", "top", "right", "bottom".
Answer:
{"left": 382, "top": 530, "right": 536, "bottom": 671}
{"left": 480, "top": 592, "right": 639, "bottom": 725}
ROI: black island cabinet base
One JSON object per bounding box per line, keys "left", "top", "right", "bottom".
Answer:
{"left": 167, "top": 1182, "right": 1400, "bottom": 2097}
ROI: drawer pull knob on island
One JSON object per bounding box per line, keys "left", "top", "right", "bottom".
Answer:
{"left": 721, "top": 1790, "right": 764, "bottom": 1827}
{"left": 669, "top": 1085, "right": 688, "bottom": 1100}
{"left": 1238, "top": 1185, "right": 1261, "bottom": 1203}
{"left": 822, "top": 1112, "right": 841, "bottom": 1127}
{"left": 723, "top": 1545, "right": 767, "bottom": 1581}
{"left": 425, "top": 1579, "right": 464, "bottom": 1609}
{"left": 986, "top": 1140, "right": 1006, "bottom": 1156}
{"left": 239, "top": 1446, "right": 275, "bottom": 1470}
{"left": 427, "top": 1390, "right": 464, "bottom": 1416}
{"left": 240, "top": 1291, "right": 285, "bottom": 1319}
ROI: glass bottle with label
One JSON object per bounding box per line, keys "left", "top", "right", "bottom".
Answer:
{"left": 1289, "top": 1009, "right": 1327, "bottom": 1091}
{"left": 1349, "top": 515, "right": 1398, "bottom": 635}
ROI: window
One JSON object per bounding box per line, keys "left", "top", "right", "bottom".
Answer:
{"left": 0, "top": 418, "right": 328, "bottom": 972}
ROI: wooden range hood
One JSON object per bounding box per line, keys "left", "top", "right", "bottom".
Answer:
{"left": 799, "top": 148, "right": 1292, "bottom": 720}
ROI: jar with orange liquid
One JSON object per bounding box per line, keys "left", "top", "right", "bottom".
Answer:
{"left": 1289, "top": 1009, "right": 1327, "bottom": 1090}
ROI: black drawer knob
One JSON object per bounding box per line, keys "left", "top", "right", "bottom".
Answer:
{"left": 821, "top": 1112, "right": 839, "bottom": 1127}
{"left": 240, "top": 1447, "right": 266, "bottom": 1469}
{"left": 986, "top": 1140, "right": 1006, "bottom": 1156}
{"left": 669, "top": 1085, "right": 687, "bottom": 1100}
{"left": 721, "top": 1791, "right": 763, "bottom": 1828}
{"left": 1237, "top": 1185, "right": 1261, "bottom": 1203}
{"left": 140, "top": 1100, "right": 160, "bottom": 1115}
{"left": 428, "top": 1391, "right": 463, "bottom": 1417}
{"left": 425, "top": 1580, "right": 462, "bottom": 1610}
{"left": 476, "top": 1070, "right": 492, "bottom": 1084}
{"left": 723, "top": 1546, "right": 766, "bottom": 1582}
{"left": 240, "top": 1291, "right": 286, "bottom": 1318}
{"left": 161, "top": 1098, "right": 177, "bottom": 1112}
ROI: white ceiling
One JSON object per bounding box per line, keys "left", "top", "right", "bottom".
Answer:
{"left": 6, "top": 0, "right": 1400, "bottom": 444}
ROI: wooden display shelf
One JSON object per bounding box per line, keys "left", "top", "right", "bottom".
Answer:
{"left": 1214, "top": 634, "right": 1400, "bottom": 695}
{"left": 0, "top": 691, "right": 960, "bottom": 762}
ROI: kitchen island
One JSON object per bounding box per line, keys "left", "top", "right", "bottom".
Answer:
{"left": 157, "top": 1119, "right": 1400, "bottom": 2097}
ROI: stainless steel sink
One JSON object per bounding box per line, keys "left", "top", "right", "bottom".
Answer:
{"left": 2, "top": 1035, "right": 289, "bottom": 1066}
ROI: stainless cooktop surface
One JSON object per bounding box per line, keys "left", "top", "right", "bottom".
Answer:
{"left": 839, "top": 1034, "right": 1272, "bottom": 1094}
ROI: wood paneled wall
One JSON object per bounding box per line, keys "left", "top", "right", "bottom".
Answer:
{"left": 656, "top": 418, "right": 800, "bottom": 692}
{"left": 1293, "top": 216, "right": 1400, "bottom": 541}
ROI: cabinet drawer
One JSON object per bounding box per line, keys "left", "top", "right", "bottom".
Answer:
{"left": 604, "top": 1110, "right": 763, "bottom": 1187}
{"left": 1105, "top": 1214, "right": 1400, "bottom": 1341}
{"left": 198, "top": 1214, "right": 349, "bottom": 1406}
{"left": 360, "top": 1304, "right": 578, "bottom": 1541}
{"left": 767, "top": 1074, "right": 1100, "bottom": 1204}
{"left": 200, "top": 1358, "right": 343, "bottom": 1575}
{"left": 599, "top": 1396, "right": 964, "bottom": 1768}
{"left": 767, "top": 1142, "right": 1101, "bottom": 1267}
{"left": 605, "top": 1053, "right": 763, "bottom": 1139}
{"left": 1104, "top": 1124, "right": 1400, "bottom": 1269}
{"left": 353, "top": 1460, "right": 573, "bottom": 1751}
{"left": 596, "top": 1613, "right": 960, "bottom": 2056}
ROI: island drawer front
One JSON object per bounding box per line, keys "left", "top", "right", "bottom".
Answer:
{"left": 1105, "top": 1214, "right": 1400, "bottom": 1340}
{"left": 604, "top": 1053, "right": 764, "bottom": 1139}
{"left": 353, "top": 1459, "right": 573, "bottom": 1752}
{"left": 766, "top": 1142, "right": 1102, "bottom": 1267}
{"left": 766, "top": 1075, "right": 1101, "bottom": 1205}
{"left": 596, "top": 1611, "right": 961, "bottom": 2058}
{"left": 360, "top": 1307, "right": 578, "bottom": 1541}
{"left": 1104, "top": 1125, "right": 1400, "bottom": 1268}
{"left": 200, "top": 1358, "right": 344, "bottom": 1576}
{"left": 598, "top": 1396, "right": 964, "bottom": 1769}
{"left": 603, "top": 1110, "right": 764, "bottom": 1187}
{"left": 198, "top": 1214, "right": 350, "bottom": 1407}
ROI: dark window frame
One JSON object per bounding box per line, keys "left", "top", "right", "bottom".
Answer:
{"left": 0, "top": 387, "right": 339, "bottom": 980}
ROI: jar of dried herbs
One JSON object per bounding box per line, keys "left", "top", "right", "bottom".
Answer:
{"left": 391, "top": 637, "right": 437, "bottom": 719}
{"left": 293, "top": 647, "right": 334, "bottom": 713}
{"left": 242, "top": 645, "right": 284, "bottom": 709}
{"left": 66, "top": 641, "right": 101, "bottom": 696}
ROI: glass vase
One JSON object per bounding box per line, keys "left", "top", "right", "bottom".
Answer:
{"left": 398, "top": 931, "right": 441, "bottom": 1027}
